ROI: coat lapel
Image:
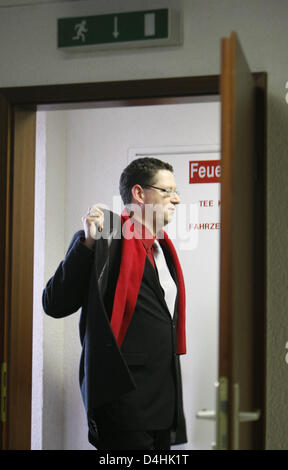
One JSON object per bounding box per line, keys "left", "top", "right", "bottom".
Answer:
{"left": 93, "top": 209, "right": 122, "bottom": 293}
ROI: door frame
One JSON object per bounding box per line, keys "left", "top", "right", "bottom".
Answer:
{"left": 0, "top": 74, "right": 267, "bottom": 449}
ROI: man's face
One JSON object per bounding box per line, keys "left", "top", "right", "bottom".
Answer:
{"left": 142, "top": 169, "right": 181, "bottom": 230}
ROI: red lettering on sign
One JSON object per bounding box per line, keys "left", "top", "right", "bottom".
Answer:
{"left": 189, "top": 160, "right": 221, "bottom": 184}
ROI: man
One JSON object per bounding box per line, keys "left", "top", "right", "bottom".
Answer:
{"left": 42, "top": 157, "right": 187, "bottom": 450}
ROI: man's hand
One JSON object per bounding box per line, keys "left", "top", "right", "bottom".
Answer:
{"left": 81, "top": 205, "right": 104, "bottom": 248}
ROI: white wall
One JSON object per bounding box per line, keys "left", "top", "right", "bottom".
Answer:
{"left": 3, "top": 0, "right": 288, "bottom": 449}
{"left": 33, "top": 110, "right": 67, "bottom": 449}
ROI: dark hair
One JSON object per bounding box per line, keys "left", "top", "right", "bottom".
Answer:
{"left": 119, "top": 157, "right": 173, "bottom": 204}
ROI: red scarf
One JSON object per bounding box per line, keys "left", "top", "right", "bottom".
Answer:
{"left": 110, "top": 211, "right": 186, "bottom": 355}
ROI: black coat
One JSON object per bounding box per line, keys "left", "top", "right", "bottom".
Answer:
{"left": 42, "top": 210, "right": 187, "bottom": 447}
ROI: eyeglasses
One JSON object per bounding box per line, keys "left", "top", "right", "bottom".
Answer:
{"left": 142, "top": 184, "right": 180, "bottom": 197}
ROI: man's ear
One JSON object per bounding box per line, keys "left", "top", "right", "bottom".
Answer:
{"left": 131, "top": 184, "right": 145, "bottom": 205}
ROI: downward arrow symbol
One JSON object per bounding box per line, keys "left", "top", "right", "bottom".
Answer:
{"left": 113, "top": 16, "right": 119, "bottom": 39}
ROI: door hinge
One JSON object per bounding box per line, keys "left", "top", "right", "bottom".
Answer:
{"left": 1, "top": 362, "right": 7, "bottom": 423}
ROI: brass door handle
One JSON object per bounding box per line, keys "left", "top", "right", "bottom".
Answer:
{"left": 196, "top": 378, "right": 261, "bottom": 450}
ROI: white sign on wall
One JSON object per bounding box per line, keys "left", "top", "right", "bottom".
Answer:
{"left": 128, "top": 145, "right": 221, "bottom": 450}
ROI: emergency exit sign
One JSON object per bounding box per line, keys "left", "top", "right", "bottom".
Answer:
{"left": 57, "top": 9, "right": 181, "bottom": 50}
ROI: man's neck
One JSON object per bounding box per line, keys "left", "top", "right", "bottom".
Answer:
{"left": 125, "top": 204, "right": 165, "bottom": 238}
{"left": 132, "top": 213, "right": 156, "bottom": 239}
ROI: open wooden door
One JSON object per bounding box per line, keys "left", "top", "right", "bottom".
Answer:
{"left": 218, "top": 32, "right": 266, "bottom": 449}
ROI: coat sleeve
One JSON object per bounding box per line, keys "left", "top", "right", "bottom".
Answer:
{"left": 42, "top": 230, "right": 94, "bottom": 318}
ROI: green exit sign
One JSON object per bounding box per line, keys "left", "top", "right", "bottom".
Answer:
{"left": 57, "top": 9, "right": 181, "bottom": 50}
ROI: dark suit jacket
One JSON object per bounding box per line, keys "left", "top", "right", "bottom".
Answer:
{"left": 42, "top": 209, "right": 186, "bottom": 446}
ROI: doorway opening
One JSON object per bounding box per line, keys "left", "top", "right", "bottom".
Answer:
{"left": 32, "top": 96, "right": 221, "bottom": 450}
